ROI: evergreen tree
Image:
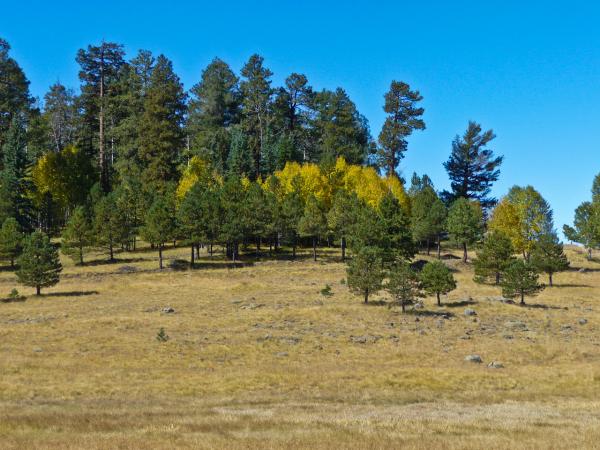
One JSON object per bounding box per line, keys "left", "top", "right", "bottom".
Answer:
{"left": 188, "top": 58, "right": 240, "bottom": 171}
{"left": 378, "top": 193, "right": 414, "bottom": 263}
{"left": 443, "top": 121, "right": 502, "bottom": 208}
{"left": 473, "top": 231, "right": 515, "bottom": 284}
{"left": 447, "top": 198, "right": 483, "bottom": 263}
{"left": 76, "top": 42, "right": 125, "bottom": 191}
{"left": 244, "top": 182, "right": 273, "bottom": 255}
{"left": 387, "top": 262, "right": 423, "bottom": 313}
{"left": 177, "top": 183, "right": 206, "bottom": 266}
{"left": 0, "top": 38, "right": 32, "bottom": 149}
{"left": 411, "top": 185, "right": 446, "bottom": 256}
{"left": 94, "top": 192, "right": 127, "bottom": 261}
{"left": 564, "top": 201, "right": 600, "bottom": 260}
{"left": 141, "top": 193, "right": 178, "bottom": 269}
{"left": 61, "top": 206, "right": 93, "bottom": 265}
{"left": 420, "top": 260, "right": 456, "bottom": 306}
{"left": 0, "top": 217, "right": 22, "bottom": 267}
{"left": 501, "top": 259, "right": 544, "bottom": 305}
{"left": 0, "top": 115, "right": 32, "bottom": 229}
{"left": 227, "top": 126, "right": 254, "bottom": 177}
{"left": 279, "top": 180, "right": 304, "bottom": 258}
{"left": 530, "top": 232, "right": 570, "bottom": 287}
{"left": 240, "top": 54, "right": 273, "bottom": 178}
{"left": 327, "top": 190, "right": 360, "bottom": 261}
{"left": 346, "top": 246, "right": 384, "bottom": 303}
{"left": 43, "top": 82, "right": 77, "bottom": 152}
{"left": 376, "top": 81, "right": 425, "bottom": 177}
{"left": 298, "top": 195, "right": 328, "bottom": 261}
{"left": 137, "top": 54, "right": 187, "bottom": 186}
{"left": 219, "top": 177, "right": 246, "bottom": 261}
{"left": 16, "top": 230, "right": 62, "bottom": 295}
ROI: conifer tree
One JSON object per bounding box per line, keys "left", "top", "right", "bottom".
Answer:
{"left": 244, "top": 182, "right": 273, "bottom": 255}
{"left": 346, "top": 246, "right": 384, "bottom": 303}
{"left": 43, "top": 82, "right": 77, "bottom": 152}
{"left": 141, "top": 194, "right": 178, "bottom": 269}
{"left": 387, "top": 262, "right": 423, "bottom": 313}
{"left": 530, "top": 232, "right": 570, "bottom": 286}
{"left": 376, "top": 81, "right": 425, "bottom": 177}
{"left": 327, "top": 190, "right": 360, "bottom": 261}
{"left": 219, "top": 177, "right": 246, "bottom": 261}
{"left": 564, "top": 201, "right": 600, "bottom": 260}
{"left": 279, "top": 181, "right": 304, "bottom": 258}
{"left": 378, "top": 192, "right": 414, "bottom": 263}
{"left": 177, "top": 183, "right": 206, "bottom": 266}
{"left": 501, "top": 259, "right": 544, "bottom": 305}
{"left": 227, "top": 126, "right": 254, "bottom": 177}
{"left": 447, "top": 198, "right": 483, "bottom": 263}
{"left": 473, "top": 231, "right": 515, "bottom": 284}
{"left": 298, "top": 195, "right": 327, "bottom": 261}
{"left": 411, "top": 185, "right": 446, "bottom": 256}
{"left": 137, "top": 54, "right": 186, "bottom": 186}
{"left": 443, "top": 121, "right": 502, "bottom": 208}
{"left": 94, "top": 192, "right": 127, "bottom": 261}
{"left": 16, "top": 231, "right": 62, "bottom": 295}
{"left": 420, "top": 260, "right": 456, "bottom": 306}
{"left": 61, "top": 206, "right": 93, "bottom": 265}
{"left": 0, "top": 217, "right": 22, "bottom": 267}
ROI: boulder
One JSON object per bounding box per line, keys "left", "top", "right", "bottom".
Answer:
{"left": 464, "top": 309, "right": 477, "bottom": 316}
{"left": 465, "top": 354, "right": 483, "bottom": 363}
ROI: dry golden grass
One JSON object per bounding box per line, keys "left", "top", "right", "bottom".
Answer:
{"left": 1, "top": 244, "right": 600, "bottom": 449}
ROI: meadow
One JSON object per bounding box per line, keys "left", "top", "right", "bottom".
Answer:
{"left": 1, "top": 244, "right": 600, "bottom": 449}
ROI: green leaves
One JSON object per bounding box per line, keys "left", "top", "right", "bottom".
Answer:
{"left": 501, "top": 260, "right": 544, "bottom": 305}
{"left": 16, "top": 231, "right": 62, "bottom": 295}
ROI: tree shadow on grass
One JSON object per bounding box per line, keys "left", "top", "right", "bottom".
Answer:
{"left": 43, "top": 290, "right": 99, "bottom": 297}
{"left": 552, "top": 283, "right": 592, "bottom": 288}
{"left": 1, "top": 296, "right": 26, "bottom": 303}
{"left": 412, "top": 310, "right": 455, "bottom": 318}
{"left": 443, "top": 299, "right": 477, "bottom": 308}
{"left": 84, "top": 257, "right": 148, "bottom": 267}
{"left": 518, "top": 302, "right": 567, "bottom": 310}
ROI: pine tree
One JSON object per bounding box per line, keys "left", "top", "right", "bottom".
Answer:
{"left": 0, "top": 217, "right": 22, "bottom": 267}
{"left": 443, "top": 121, "right": 502, "bottom": 208}
{"left": 177, "top": 183, "right": 206, "bottom": 266}
{"left": 327, "top": 190, "right": 360, "bottom": 261}
{"left": 387, "top": 262, "right": 423, "bottom": 313}
{"left": 564, "top": 201, "right": 600, "bottom": 260}
{"left": 447, "top": 198, "right": 483, "bottom": 263}
{"left": 244, "top": 182, "right": 273, "bottom": 255}
{"left": 137, "top": 55, "right": 186, "bottom": 186}
{"left": 16, "top": 231, "right": 62, "bottom": 295}
{"left": 411, "top": 185, "right": 447, "bottom": 256}
{"left": 227, "top": 126, "right": 254, "bottom": 177}
{"left": 219, "top": 177, "right": 246, "bottom": 262}
{"left": 43, "top": 82, "right": 77, "bottom": 152}
{"left": 376, "top": 81, "right": 425, "bottom": 177}
{"left": 378, "top": 192, "right": 414, "bottom": 263}
{"left": 0, "top": 115, "right": 32, "bottom": 229}
{"left": 298, "top": 195, "right": 327, "bottom": 261}
{"left": 61, "top": 206, "right": 93, "bottom": 265}
{"left": 94, "top": 192, "right": 127, "bottom": 261}
{"left": 473, "top": 231, "right": 515, "bottom": 284}
{"left": 501, "top": 259, "right": 544, "bottom": 305}
{"left": 346, "top": 246, "right": 384, "bottom": 303}
{"left": 240, "top": 54, "right": 273, "bottom": 178}
{"left": 530, "top": 232, "right": 570, "bottom": 287}
{"left": 279, "top": 181, "right": 304, "bottom": 258}
{"left": 420, "top": 260, "right": 456, "bottom": 306}
{"left": 76, "top": 42, "right": 125, "bottom": 191}
{"left": 141, "top": 194, "right": 178, "bottom": 269}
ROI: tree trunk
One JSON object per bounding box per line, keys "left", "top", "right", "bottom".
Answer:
{"left": 437, "top": 292, "right": 441, "bottom": 306}
{"left": 462, "top": 242, "right": 468, "bottom": 263}
{"left": 190, "top": 244, "right": 195, "bottom": 267}
{"left": 210, "top": 242, "right": 213, "bottom": 257}
{"left": 588, "top": 248, "right": 592, "bottom": 260}
{"left": 364, "top": 288, "right": 369, "bottom": 304}
{"left": 10, "top": 257, "right": 14, "bottom": 268}
{"left": 401, "top": 299, "right": 406, "bottom": 313}
{"left": 36, "top": 285, "right": 41, "bottom": 296}
{"left": 159, "top": 245, "right": 163, "bottom": 269}
{"left": 232, "top": 243, "right": 237, "bottom": 262}
{"left": 109, "top": 242, "right": 114, "bottom": 261}
{"left": 437, "top": 234, "right": 441, "bottom": 259}
{"left": 341, "top": 236, "right": 346, "bottom": 261}
{"left": 549, "top": 272, "right": 553, "bottom": 287}
{"left": 426, "top": 239, "right": 430, "bottom": 255}
{"left": 520, "top": 290, "right": 525, "bottom": 305}
{"left": 495, "top": 272, "right": 500, "bottom": 285}
{"left": 79, "top": 246, "right": 84, "bottom": 266}
{"left": 99, "top": 46, "right": 107, "bottom": 192}
{"left": 312, "top": 237, "right": 317, "bottom": 261}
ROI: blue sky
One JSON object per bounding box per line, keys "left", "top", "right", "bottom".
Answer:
{"left": 2, "top": 0, "right": 599, "bottom": 235}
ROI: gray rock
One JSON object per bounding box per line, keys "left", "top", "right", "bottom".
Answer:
{"left": 162, "top": 307, "right": 175, "bottom": 314}
{"left": 464, "top": 308, "right": 477, "bottom": 316}
{"left": 561, "top": 324, "right": 572, "bottom": 331}
{"left": 413, "top": 301, "right": 424, "bottom": 310}
{"left": 33, "top": 347, "right": 43, "bottom": 353}
{"left": 578, "top": 318, "right": 588, "bottom": 325}
{"left": 275, "top": 352, "right": 288, "bottom": 357}
{"left": 579, "top": 268, "right": 588, "bottom": 273}
{"left": 487, "top": 361, "right": 504, "bottom": 369}
{"left": 465, "top": 354, "right": 483, "bottom": 363}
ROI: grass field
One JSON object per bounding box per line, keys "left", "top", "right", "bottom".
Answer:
{"left": 1, "top": 243, "right": 600, "bottom": 449}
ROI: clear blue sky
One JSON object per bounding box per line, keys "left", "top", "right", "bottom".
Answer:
{"left": 2, "top": 0, "right": 599, "bottom": 235}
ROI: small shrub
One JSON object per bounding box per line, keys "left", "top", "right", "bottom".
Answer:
{"left": 156, "top": 327, "right": 169, "bottom": 342}
{"left": 340, "top": 278, "right": 346, "bottom": 285}
{"left": 8, "top": 288, "right": 20, "bottom": 300}
{"left": 320, "top": 284, "right": 333, "bottom": 296}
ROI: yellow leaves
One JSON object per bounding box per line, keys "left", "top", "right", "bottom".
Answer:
{"left": 489, "top": 199, "right": 523, "bottom": 251}
{"left": 274, "top": 161, "right": 329, "bottom": 204}
{"left": 176, "top": 156, "right": 222, "bottom": 201}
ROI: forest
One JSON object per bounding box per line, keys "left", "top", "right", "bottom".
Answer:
{"left": 0, "top": 37, "right": 599, "bottom": 302}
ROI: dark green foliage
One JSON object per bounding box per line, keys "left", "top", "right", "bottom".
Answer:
{"left": 156, "top": 327, "right": 169, "bottom": 342}
{"left": 320, "top": 284, "right": 333, "bottom": 296}
{"left": 141, "top": 193, "right": 178, "bottom": 269}
{"left": 530, "top": 232, "right": 570, "bottom": 286}
{"left": 177, "top": 183, "right": 207, "bottom": 265}
{"left": 564, "top": 201, "right": 600, "bottom": 260}
{"left": 227, "top": 126, "right": 254, "bottom": 177}
{"left": 411, "top": 186, "right": 447, "bottom": 256}
{"left": 61, "top": 206, "right": 93, "bottom": 265}
{"left": 244, "top": 182, "right": 274, "bottom": 255}
{"left": 219, "top": 177, "right": 247, "bottom": 261}
{"left": 501, "top": 259, "right": 544, "bottom": 305}
{"left": 443, "top": 121, "right": 502, "bottom": 208}
{"left": 43, "top": 82, "right": 77, "bottom": 152}
{"left": 137, "top": 55, "right": 186, "bottom": 186}
{"left": 376, "top": 81, "right": 425, "bottom": 177}
{"left": 279, "top": 180, "right": 304, "bottom": 257}
{"left": 447, "top": 198, "right": 483, "bottom": 263}
{"left": 386, "top": 262, "right": 423, "bottom": 312}
{"left": 327, "top": 191, "right": 360, "bottom": 260}
{"left": 16, "top": 231, "right": 62, "bottom": 295}
{"left": 346, "top": 246, "right": 384, "bottom": 303}
{"left": 94, "top": 192, "right": 128, "bottom": 261}
{"left": 378, "top": 193, "right": 415, "bottom": 263}
{"left": 473, "top": 231, "right": 515, "bottom": 285}
{"left": 0, "top": 217, "right": 23, "bottom": 267}
{"left": 0, "top": 115, "right": 32, "bottom": 229}
{"left": 298, "top": 196, "right": 328, "bottom": 261}
{"left": 420, "top": 260, "right": 456, "bottom": 306}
